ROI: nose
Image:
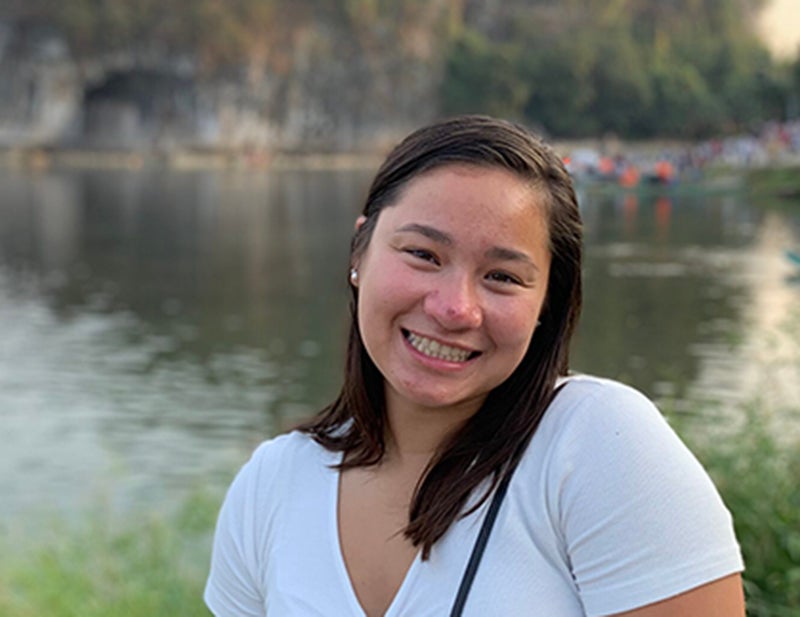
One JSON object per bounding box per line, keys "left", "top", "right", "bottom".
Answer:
{"left": 424, "top": 273, "right": 483, "bottom": 330}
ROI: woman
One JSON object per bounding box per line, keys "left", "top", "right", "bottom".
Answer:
{"left": 205, "top": 116, "right": 745, "bottom": 616}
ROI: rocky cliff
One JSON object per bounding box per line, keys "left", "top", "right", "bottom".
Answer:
{"left": 0, "top": 3, "right": 453, "bottom": 154}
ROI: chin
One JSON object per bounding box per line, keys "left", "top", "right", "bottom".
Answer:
{"left": 398, "top": 385, "right": 485, "bottom": 415}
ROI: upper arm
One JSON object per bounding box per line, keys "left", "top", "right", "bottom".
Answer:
{"left": 205, "top": 441, "right": 283, "bottom": 617}
{"left": 204, "top": 468, "right": 265, "bottom": 617}
{"left": 546, "top": 381, "right": 744, "bottom": 615}
{"left": 608, "top": 573, "right": 745, "bottom": 617}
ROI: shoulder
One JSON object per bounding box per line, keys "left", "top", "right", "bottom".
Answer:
{"left": 540, "top": 374, "right": 667, "bottom": 448}
{"left": 246, "top": 430, "right": 322, "bottom": 469}
{"left": 205, "top": 432, "right": 326, "bottom": 615}
{"left": 234, "top": 431, "right": 329, "bottom": 493}
{"left": 518, "top": 375, "right": 743, "bottom": 615}
{"left": 519, "top": 374, "right": 680, "bottom": 502}
{"left": 555, "top": 373, "right": 657, "bottom": 413}
{"left": 219, "top": 431, "right": 329, "bottom": 517}
{"left": 206, "top": 431, "right": 330, "bottom": 590}
{"left": 534, "top": 374, "right": 705, "bottom": 487}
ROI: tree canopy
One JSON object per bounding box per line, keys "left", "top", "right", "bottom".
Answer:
{"left": 443, "top": 0, "right": 796, "bottom": 137}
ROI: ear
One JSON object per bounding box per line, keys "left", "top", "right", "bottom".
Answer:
{"left": 354, "top": 215, "right": 366, "bottom": 231}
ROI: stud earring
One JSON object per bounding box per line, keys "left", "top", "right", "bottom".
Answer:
{"left": 349, "top": 269, "right": 358, "bottom": 285}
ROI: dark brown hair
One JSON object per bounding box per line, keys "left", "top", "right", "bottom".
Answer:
{"left": 299, "top": 115, "right": 583, "bottom": 558}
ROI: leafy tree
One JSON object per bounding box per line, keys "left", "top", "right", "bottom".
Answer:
{"left": 586, "top": 31, "right": 653, "bottom": 135}
{"left": 647, "top": 60, "right": 722, "bottom": 136}
{"left": 440, "top": 28, "right": 529, "bottom": 120}
{"left": 521, "top": 41, "right": 597, "bottom": 137}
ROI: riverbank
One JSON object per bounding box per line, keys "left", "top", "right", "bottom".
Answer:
{"left": 747, "top": 165, "right": 800, "bottom": 200}
{"left": 1, "top": 131, "right": 798, "bottom": 175}
{"left": 0, "top": 146, "right": 386, "bottom": 172}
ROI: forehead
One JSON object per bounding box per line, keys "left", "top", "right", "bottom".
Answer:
{"left": 382, "top": 163, "right": 547, "bottom": 228}
{"left": 364, "top": 164, "right": 552, "bottom": 273}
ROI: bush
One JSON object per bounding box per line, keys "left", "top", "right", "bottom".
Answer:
{"left": 683, "top": 405, "right": 800, "bottom": 616}
{"left": 0, "top": 491, "right": 218, "bottom": 617}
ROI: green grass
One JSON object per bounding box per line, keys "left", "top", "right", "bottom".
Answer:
{"left": 0, "top": 491, "right": 217, "bottom": 617}
{"left": 746, "top": 165, "right": 800, "bottom": 202}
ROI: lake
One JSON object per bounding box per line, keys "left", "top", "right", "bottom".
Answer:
{"left": 0, "top": 165, "right": 798, "bottom": 533}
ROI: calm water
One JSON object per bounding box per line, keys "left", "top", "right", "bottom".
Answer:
{"left": 0, "top": 166, "right": 798, "bottom": 530}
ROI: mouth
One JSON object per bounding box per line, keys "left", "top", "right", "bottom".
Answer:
{"left": 402, "top": 329, "right": 481, "bottom": 363}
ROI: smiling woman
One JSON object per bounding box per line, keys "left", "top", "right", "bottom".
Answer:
{"left": 204, "top": 116, "right": 745, "bottom": 617}
{"left": 353, "top": 165, "right": 550, "bottom": 419}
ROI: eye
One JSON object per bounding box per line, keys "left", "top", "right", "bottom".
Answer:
{"left": 486, "top": 270, "right": 523, "bottom": 285}
{"left": 404, "top": 248, "right": 440, "bottom": 265}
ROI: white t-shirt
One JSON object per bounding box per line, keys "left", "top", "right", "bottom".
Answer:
{"left": 205, "top": 375, "right": 744, "bottom": 616}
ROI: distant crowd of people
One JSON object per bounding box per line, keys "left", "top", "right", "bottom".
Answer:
{"left": 694, "top": 119, "right": 800, "bottom": 168}
{"left": 564, "top": 118, "right": 800, "bottom": 187}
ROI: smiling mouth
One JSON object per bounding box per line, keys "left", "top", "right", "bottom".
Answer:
{"left": 402, "top": 329, "right": 480, "bottom": 363}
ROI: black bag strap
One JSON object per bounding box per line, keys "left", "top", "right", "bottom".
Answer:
{"left": 449, "top": 471, "right": 512, "bottom": 617}
{"left": 448, "top": 381, "right": 568, "bottom": 616}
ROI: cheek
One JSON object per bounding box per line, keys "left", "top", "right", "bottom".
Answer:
{"left": 489, "top": 313, "right": 532, "bottom": 346}
{"left": 487, "top": 299, "right": 543, "bottom": 352}
{"left": 357, "top": 260, "right": 414, "bottom": 329}
{"left": 361, "top": 253, "right": 418, "bottom": 302}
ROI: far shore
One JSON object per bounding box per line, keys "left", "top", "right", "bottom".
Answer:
{"left": 0, "top": 138, "right": 699, "bottom": 172}
{"left": 1, "top": 140, "right": 798, "bottom": 173}
{"left": 0, "top": 146, "right": 388, "bottom": 172}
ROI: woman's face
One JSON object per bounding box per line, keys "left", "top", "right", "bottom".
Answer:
{"left": 354, "top": 164, "right": 551, "bottom": 419}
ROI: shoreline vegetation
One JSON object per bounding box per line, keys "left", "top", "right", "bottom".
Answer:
{"left": 0, "top": 146, "right": 388, "bottom": 172}
{"left": 3, "top": 142, "right": 798, "bottom": 169}
{"left": 0, "top": 402, "right": 798, "bottom": 616}
{"left": 1, "top": 142, "right": 690, "bottom": 172}
{"left": 3, "top": 143, "right": 798, "bottom": 202}
{"left": 747, "top": 166, "right": 800, "bottom": 200}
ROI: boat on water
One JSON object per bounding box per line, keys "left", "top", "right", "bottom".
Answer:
{"left": 563, "top": 149, "right": 719, "bottom": 195}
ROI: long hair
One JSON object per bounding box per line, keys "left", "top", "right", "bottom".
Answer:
{"left": 299, "top": 115, "right": 583, "bottom": 558}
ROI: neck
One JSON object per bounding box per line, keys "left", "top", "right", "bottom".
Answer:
{"left": 382, "top": 387, "right": 482, "bottom": 467}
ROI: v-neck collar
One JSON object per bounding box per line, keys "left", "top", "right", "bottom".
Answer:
{"left": 327, "top": 450, "right": 423, "bottom": 617}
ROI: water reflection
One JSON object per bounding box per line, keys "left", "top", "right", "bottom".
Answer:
{"left": 0, "top": 167, "right": 798, "bottom": 528}
{"left": 574, "top": 190, "right": 760, "bottom": 403}
{"left": 0, "top": 167, "right": 372, "bottom": 524}
{"left": 687, "top": 210, "right": 800, "bottom": 418}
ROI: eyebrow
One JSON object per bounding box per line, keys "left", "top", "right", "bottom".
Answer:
{"left": 395, "top": 223, "right": 539, "bottom": 270}
{"left": 395, "top": 223, "right": 453, "bottom": 245}
{"left": 485, "top": 246, "right": 538, "bottom": 269}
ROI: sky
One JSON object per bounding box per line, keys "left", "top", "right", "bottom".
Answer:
{"left": 757, "top": 0, "right": 800, "bottom": 59}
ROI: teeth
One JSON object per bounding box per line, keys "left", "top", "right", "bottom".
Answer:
{"left": 406, "top": 332, "right": 472, "bottom": 362}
